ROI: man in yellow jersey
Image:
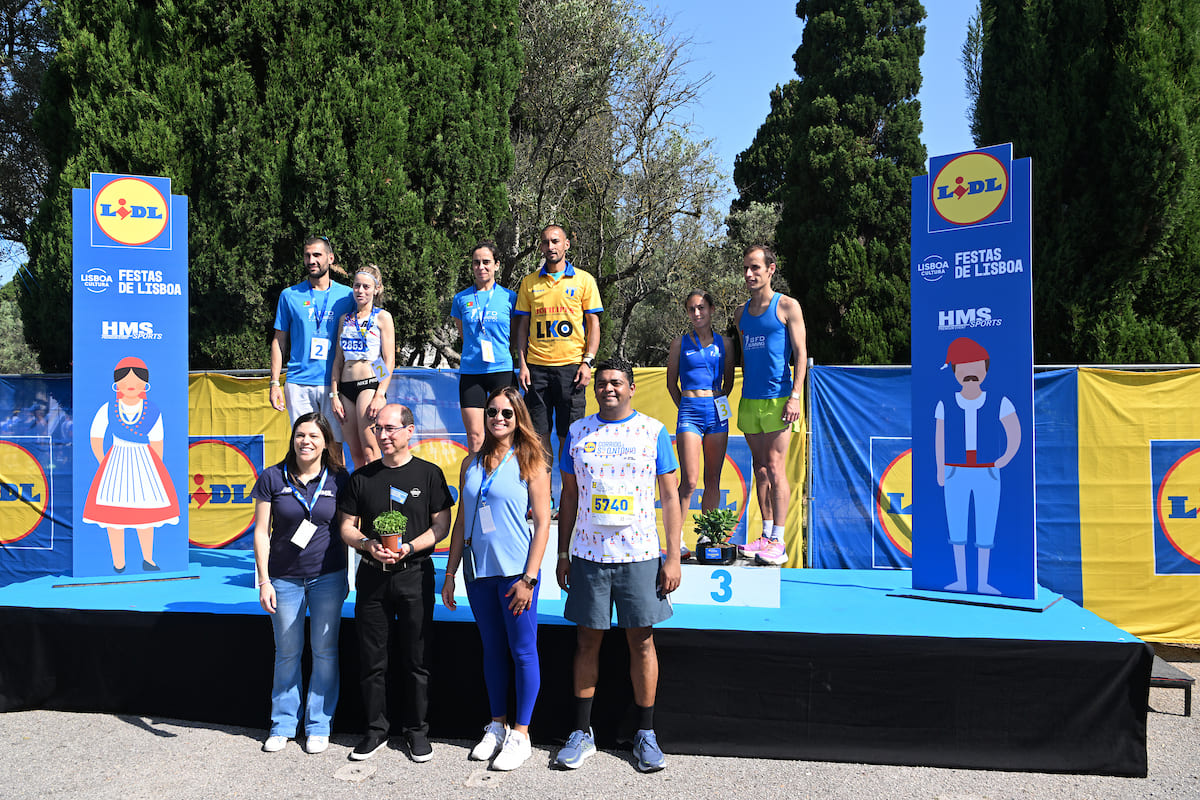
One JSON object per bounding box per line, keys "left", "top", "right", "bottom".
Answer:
{"left": 513, "top": 225, "right": 603, "bottom": 457}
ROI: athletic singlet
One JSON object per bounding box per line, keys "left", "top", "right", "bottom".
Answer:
{"left": 739, "top": 293, "right": 792, "bottom": 400}
{"left": 678, "top": 332, "right": 725, "bottom": 392}
{"left": 338, "top": 308, "right": 382, "bottom": 363}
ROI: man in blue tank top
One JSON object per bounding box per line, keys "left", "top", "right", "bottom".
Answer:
{"left": 935, "top": 337, "right": 1021, "bottom": 595}
{"left": 734, "top": 245, "right": 807, "bottom": 566}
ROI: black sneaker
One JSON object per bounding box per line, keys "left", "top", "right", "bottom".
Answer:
{"left": 350, "top": 733, "right": 388, "bottom": 761}
{"left": 407, "top": 731, "right": 433, "bottom": 762}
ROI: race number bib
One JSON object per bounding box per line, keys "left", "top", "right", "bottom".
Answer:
{"left": 714, "top": 395, "right": 731, "bottom": 422}
{"left": 590, "top": 478, "right": 637, "bottom": 526}
{"left": 373, "top": 357, "right": 388, "bottom": 380}
{"left": 310, "top": 337, "right": 330, "bottom": 361}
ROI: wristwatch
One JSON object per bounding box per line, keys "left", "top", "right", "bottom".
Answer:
{"left": 581, "top": 354, "right": 595, "bottom": 367}
{"left": 358, "top": 537, "right": 371, "bottom": 552}
{"left": 520, "top": 574, "right": 538, "bottom": 588}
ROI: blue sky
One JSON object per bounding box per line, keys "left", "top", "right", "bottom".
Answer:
{"left": 649, "top": 0, "right": 977, "bottom": 202}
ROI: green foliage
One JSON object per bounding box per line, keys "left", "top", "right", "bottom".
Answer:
{"left": 372, "top": 510, "right": 407, "bottom": 536}
{"left": 976, "top": 0, "right": 1200, "bottom": 362}
{"left": 734, "top": 0, "right": 927, "bottom": 365}
{"left": 21, "top": 0, "right": 521, "bottom": 371}
{"left": 0, "top": 0, "right": 53, "bottom": 248}
{"left": 692, "top": 507, "right": 738, "bottom": 546}
{"left": 0, "top": 279, "right": 42, "bottom": 373}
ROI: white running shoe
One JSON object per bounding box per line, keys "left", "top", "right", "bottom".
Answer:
{"left": 492, "top": 728, "right": 532, "bottom": 771}
{"left": 470, "top": 721, "right": 507, "bottom": 761}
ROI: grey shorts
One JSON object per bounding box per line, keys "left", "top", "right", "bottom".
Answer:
{"left": 284, "top": 382, "right": 344, "bottom": 441}
{"left": 563, "top": 556, "right": 673, "bottom": 630}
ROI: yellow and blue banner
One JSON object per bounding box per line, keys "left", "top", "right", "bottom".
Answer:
{"left": 910, "top": 144, "right": 1037, "bottom": 599}
{"left": 71, "top": 174, "right": 189, "bottom": 577}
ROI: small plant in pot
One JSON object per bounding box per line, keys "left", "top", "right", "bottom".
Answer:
{"left": 692, "top": 508, "right": 738, "bottom": 565}
{"left": 373, "top": 510, "right": 407, "bottom": 553}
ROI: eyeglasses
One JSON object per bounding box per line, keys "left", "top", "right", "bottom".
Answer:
{"left": 485, "top": 407, "right": 514, "bottom": 420}
{"left": 372, "top": 424, "right": 409, "bottom": 436}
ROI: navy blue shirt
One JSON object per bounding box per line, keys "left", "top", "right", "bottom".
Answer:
{"left": 251, "top": 462, "right": 349, "bottom": 579}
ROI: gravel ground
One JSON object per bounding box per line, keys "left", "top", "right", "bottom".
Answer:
{"left": 1, "top": 653, "right": 1196, "bottom": 800}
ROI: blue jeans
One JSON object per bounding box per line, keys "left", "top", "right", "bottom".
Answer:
{"left": 269, "top": 570, "right": 348, "bottom": 736}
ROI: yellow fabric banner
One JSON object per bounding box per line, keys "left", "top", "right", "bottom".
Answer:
{"left": 1078, "top": 367, "right": 1200, "bottom": 642}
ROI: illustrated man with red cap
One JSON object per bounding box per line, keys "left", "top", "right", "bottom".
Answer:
{"left": 934, "top": 337, "right": 1021, "bottom": 595}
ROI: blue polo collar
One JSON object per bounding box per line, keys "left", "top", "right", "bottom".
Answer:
{"left": 539, "top": 260, "right": 577, "bottom": 278}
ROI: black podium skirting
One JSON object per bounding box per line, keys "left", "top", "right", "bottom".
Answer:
{"left": 0, "top": 606, "right": 1150, "bottom": 776}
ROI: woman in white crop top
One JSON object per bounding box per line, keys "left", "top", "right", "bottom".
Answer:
{"left": 330, "top": 264, "right": 394, "bottom": 468}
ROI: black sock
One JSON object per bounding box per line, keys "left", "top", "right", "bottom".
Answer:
{"left": 574, "top": 696, "right": 594, "bottom": 732}
{"left": 635, "top": 703, "right": 654, "bottom": 731}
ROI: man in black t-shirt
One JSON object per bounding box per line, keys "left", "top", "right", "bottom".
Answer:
{"left": 339, "top": 403, "right": 453, "bottom": 763}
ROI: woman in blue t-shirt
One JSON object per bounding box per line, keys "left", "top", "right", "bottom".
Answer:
{"left": 665, "top": 290, "right": 736, "bottom": 556}
{"left": 451, "top": 241, "right": 517, "bottom": 453}
{"left": 442, "top": 386, "right": 551, "bottom": 771}
{"left": 251, "top": 412, "right": 349, "bottom": 755}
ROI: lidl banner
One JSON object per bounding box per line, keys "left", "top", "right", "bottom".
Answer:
{"left": 1078, "top": 368, "right": 1200, "bottom": 642}
{"left": 910, "top": 144, "right": 1036, "bottom": 599}
{"left": 810, "top": 367, "right": 1078, "bottom": 592}
{"left": 72, "top": 174, "right": 189, "bottom": 578}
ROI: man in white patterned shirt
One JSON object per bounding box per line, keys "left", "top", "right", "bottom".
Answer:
{"left": 552, "top": 357, "right": 681, "bottom": 773}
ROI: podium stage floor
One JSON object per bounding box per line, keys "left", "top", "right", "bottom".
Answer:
{"left": 0, "top": 550, "right": 1151, "bottom": 776}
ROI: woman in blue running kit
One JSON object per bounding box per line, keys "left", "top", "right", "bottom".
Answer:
{"left": 665, "top": 291, "right": 735, "bottom": 555}
{"left": 452, "top": 241, "right": 518, "bottom": 454}
{"left": 442, "top": 386, "right": 551, "bottom": 771}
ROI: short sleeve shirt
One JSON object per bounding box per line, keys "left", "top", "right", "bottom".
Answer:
{"left": 338, "top": 456, "right": 453, "bottom": 558}
{"left": 274, "top": 280, "right": 356, "bottom": 385}
{"left": 251, "top": 463, "right": 349, "bottom": 579}
{"left": 560, "top": 411, "right": 677, "bottom": 563}
{"left": 451, "top": 285, "right": 517, "bottom": 374}
{"left": 514, "top": 262, "right": 602, "bottom": 366}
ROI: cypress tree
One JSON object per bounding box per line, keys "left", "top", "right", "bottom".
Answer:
{"left": 975, "top": 0, "right": 1200, "bottom": 362}
{"left": 21, "top": 0, "right": 521, "bottom": 370}
{"left": 735, "top": 0, "right": 927, "bottom": 365}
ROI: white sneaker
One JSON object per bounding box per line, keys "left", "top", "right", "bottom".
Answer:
{"left": 304, "top": 735, "right": 329, "bottom": 754}
{"left": 469, "top": 721, "right": 507, "bottom": 761}
{"left": 262, "top": 735, "right": 287, "bottom": 753}
{"left": 491, "top": 729, "right": 532, "bottom": 771}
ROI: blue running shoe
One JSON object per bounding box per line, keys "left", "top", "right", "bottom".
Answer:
{"left": 633, "top": 729, "right": 666, "bottom": 772}
{"left": 555, "top": 728, "right": 596, "bottom": 769}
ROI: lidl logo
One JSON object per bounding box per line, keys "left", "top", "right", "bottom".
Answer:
{"left": 189, "top": 435, "right": 264, "bottom": 548}
{"left": 931, "top": 152, "right": 1008, "bottom": 227}
{"left": 872, "top": 437, "right": 913, "bottom": 568}
{"left": 90, "top": 173, "right": 171, "bottom": 248}
{"left": 0, "top": 439, "right": 51, "bottom": 545}
{"left": 1151, "top": 440, "right": 1200, "bottom": 574}
{"left": 411, "top": 437, "right": 469, "bottom": 553}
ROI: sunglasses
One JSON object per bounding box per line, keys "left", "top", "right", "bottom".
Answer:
{"left": 485, "top": 407, "right": 515, "bottom": 420}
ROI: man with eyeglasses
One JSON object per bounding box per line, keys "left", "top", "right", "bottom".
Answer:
{"left": 269, "top": 235, "right": 355, "bottom": 444}
{"left": 338, "top": 403, "right": 453, "bottom": 763}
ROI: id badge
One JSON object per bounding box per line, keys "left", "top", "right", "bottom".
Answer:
{"left": 480, "top": 339, "right": 496, "bottom": 363}
{"left": 714, "top": 395, "right": 731, "bottom": 422}
{"left": 479, "top": 504, "right": 497, "bottom": 534}
{"left": 310, "top": 337, "right": 330, "bottom": 361}
{"left": 291, "top": 518, "right": 317, "bottom": 549}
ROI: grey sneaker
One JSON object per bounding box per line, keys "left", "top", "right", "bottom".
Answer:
{"left": 632, "top": 729, "right": 666, "bottom": 772}
{"left": 554, "top": 728, "right": 596, "bottom": 769}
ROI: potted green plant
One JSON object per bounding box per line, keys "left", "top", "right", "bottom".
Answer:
{"left": 373, "top": 510, "right": 407, "bottom": 553}
{"left": 692, "top": 508, "right": 738, "bottom": 565}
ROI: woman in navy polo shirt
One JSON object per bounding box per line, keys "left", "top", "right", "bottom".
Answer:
{"left": 251, "top": 412, "right": 349, "bottom": 755}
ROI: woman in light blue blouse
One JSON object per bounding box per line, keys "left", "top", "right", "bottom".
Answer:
{"left": 442, "top": 386, "right": 550, "bottom": 771}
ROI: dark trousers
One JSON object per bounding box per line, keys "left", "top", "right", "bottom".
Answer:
{"left": 354, "top": 558, "right": 434, "bottom": 737}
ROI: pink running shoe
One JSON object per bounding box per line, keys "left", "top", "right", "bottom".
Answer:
{"left": 754, "top": 539, "right": 788, "bottom": 566}
{"left": 738, "top": 536, "right": 774, "bottom": 559}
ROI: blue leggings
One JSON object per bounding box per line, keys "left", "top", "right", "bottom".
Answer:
{"left": 465, "top": 575, "right": 541, "bottom": 726}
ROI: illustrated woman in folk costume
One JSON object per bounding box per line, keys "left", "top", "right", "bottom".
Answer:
{"left": 83, "top": 356, "right": 180, "bottom": 572}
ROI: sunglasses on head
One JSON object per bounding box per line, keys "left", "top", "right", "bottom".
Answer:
{"left": 486, "top": 407, "right": 514, "bottom": 419}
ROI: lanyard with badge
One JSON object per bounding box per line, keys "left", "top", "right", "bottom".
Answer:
{"left": 308, "top": 285, "right": 332, "bottom": 362}
{"left": 463, "top": 447, "right": 514, "bottom": 582}
{"left": 473, "top": 287, "right": 498, "bottom": 364}
{"left": 283, "top": 465, "right": 328, "bottom": 549}
{"left": 691, "top": 333, "right": 731, "bottom": 422}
